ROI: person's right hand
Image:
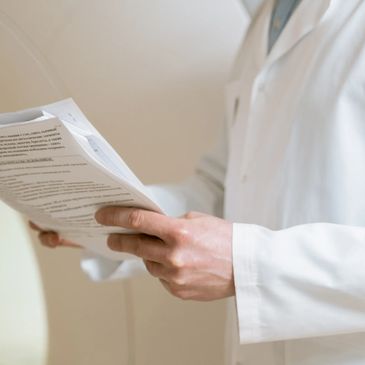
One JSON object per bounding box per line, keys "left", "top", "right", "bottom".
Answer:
{"left": 29, "top": 221, "right": 82, "bottom": 249}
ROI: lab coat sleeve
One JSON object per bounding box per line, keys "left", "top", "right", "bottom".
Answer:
{"left": 233, "top": 222, "right": 365, "bottom": 344}
{"left": 81, "top": 125, "right": 228, "bottom": 281}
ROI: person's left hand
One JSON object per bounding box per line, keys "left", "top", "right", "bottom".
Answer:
{"left": 29, "top": 221, "right": 82, "bottom": 249}
{"left": 95, "top": 207, "right": 234, "bottom": 301}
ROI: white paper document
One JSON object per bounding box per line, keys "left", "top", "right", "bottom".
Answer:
{"left": 0, "top": 99, "right": 163, "bottom": 260}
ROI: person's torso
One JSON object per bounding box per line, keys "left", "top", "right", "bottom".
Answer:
{"left": 224, "top": 0, "right": 365, "bottom": 364}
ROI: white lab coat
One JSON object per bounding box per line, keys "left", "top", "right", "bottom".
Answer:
{"left": 82, "top": 0, "right": 365, "bottom": 364}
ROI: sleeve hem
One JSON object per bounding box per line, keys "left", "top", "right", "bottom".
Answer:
{"left": 232, "top": 223, "right": 262, "bottom": 343}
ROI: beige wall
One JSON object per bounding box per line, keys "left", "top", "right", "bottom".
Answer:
{"left": 0, "top": 1, "right": 246, "bottom": 364}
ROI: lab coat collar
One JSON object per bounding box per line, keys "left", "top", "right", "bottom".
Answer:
{"left": 266, "top": 0, "right": 332, "bottom": 66}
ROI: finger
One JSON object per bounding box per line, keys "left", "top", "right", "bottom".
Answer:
{"left": 29, "top": 221, "right": 42, "bottom": 232}
{"left": 39, "top": 232, "right": 60, "bottom": 248}
{"left": 144, "top": 260, "right": 169, "bottom": 280}
{"left": 38, "top": 232, "right": 81, "bottom": 249}
{"left": 159, "top": 279, "right": 192, "bottom": 300}
{"left": 159, "top": 278, "right": 172, "bottom": 292}
{"left": 96, "top": 207, "right": 177, "bottom": 240}
{"left": 59, "top": 239, "right": 82, "bottom": 249}
{"left": 107, "top": 234, "right": 168, "bottom": 263}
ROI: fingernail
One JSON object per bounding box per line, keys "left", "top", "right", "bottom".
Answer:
{"left": 95, "top": 210, "right": 104, "bottom": 223}
{"left": 107, "top": 235, "right": 118, "bottom": 250}
{"left": 107, "top": 241, "right": 115, "bottom": 250}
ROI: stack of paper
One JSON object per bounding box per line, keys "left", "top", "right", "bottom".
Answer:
{"left": 0, "top": 99, "right": 162, "bottom": 259}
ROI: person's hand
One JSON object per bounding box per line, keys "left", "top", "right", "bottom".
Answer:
{"left": 29, "top": 221, "right": 81, "bottom": 249}
{"left": 95, "top": 207, "right": 234, "bottom": 301}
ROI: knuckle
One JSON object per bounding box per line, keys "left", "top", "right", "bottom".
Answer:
{"left": 184, "top": 211, "right": 197, "bottom": 220}
{"left": 128, "top": 209, "right": 144, "bottom": 229}
{"left": 134, "top": 236, "right": 145, "bottom": 257}
{"left": 166, "top": 249, "right": 185, "bottom": 269}
{"left": 170, "top": 225, "right": 191, "bottom": 245}
{"left": 171, "top": 270, "right": 186, "bottom": 286}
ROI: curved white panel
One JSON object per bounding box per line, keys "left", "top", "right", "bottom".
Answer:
{"left": 0, "top": 201, "right": 47, "bottom": 365}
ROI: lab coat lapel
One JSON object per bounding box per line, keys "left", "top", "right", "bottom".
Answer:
{"left": 243, "top": 0, "right": 275, "bottom": 73}
{"left": 237, "top": 0, "right": 333, "bottom": 179}
{"left": 266, "top": 0, "right": 332, "bottom": 66}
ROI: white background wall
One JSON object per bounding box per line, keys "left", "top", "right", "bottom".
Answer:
{"left": 0, "top": 1, "right": 246, "bottom": 364}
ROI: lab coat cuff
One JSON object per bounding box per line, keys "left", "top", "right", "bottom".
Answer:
{"left": 81, "top": 250, "right": 147, "bottom": 281}
{"left": 232, "top": 223, "right": 262, "bottom": 344}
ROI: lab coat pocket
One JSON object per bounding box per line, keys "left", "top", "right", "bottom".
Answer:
{"left": 224, "top": 79, "right": 247, "bottom": 170}
{"left": 224, "top": 80, "right": 241, "bottom": 128}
